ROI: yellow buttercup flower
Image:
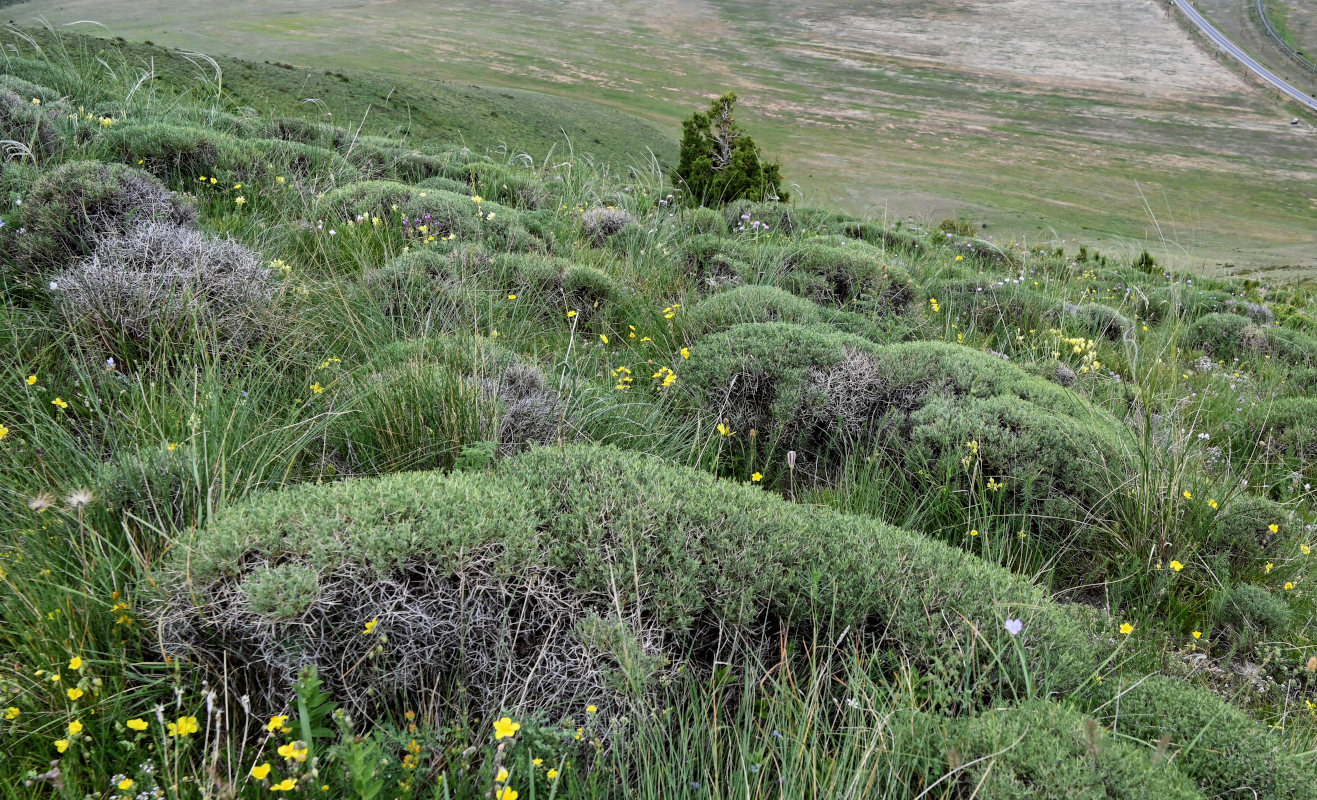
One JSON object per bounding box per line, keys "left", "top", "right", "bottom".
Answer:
{"left": 167, "top": 715, "right": 199, "bottom": 737}
{"left": 278, "top": 742, "right": 309, "bottom": 762}
{"left": 54, "top": 739, "right": 69, "bottom": 753}
{"left": 66, "top": 688, "right": 84, "bottom": 701}
{"left": 4, "top": 707, "right": 19, "bottom": 720}
{"left": 127, "top": 718, "right": 149, "bottom": 731}
{"left": 68, "top": 656, "right": 82, "bottom": 670}
{"left": 566, "top": 310, "right": 577, "bottom": 318}
{"left": 271, "top": 778, "right": 297, "bottom": 791}
{"left": 496, "top": 768, "right": 509, "bottom": 782}
{"left": 1206, "top": 499, "right": 1218, "bottom": 510}
{"left": 599, "top": 334, "right": 609, "bottom": 344}
{"left": 716, "top": 423, "right": 735, "bottom": 437}
{"left": 266, "top": 714, "right": 290, "bottom": 733}
{"left": 1302, "top": 544, "right": 1311, "bottom": 555}
{"left": 1284, "top": 582, "right": 1295, "bottom": 590}
{"left": 363, "top": 618, "right": 379, "bottom": 635}
{"left": 1182, "top": 490, "right": 1192, "bottom": 500}
{"left": 67, "top": 720, "right": 83, "bottom": 735}
{"left": 751, "top": 472, "right": 763, "bottom": 482}
{"left": 586, "top": 704, "right": 597, "bottom": 714}
{"left": 51, "top": 397, "right": 68, "bottom": 409}
{"left": 492, "top": 717, "right": 521, "bottom": 740}
{"left": 1269, "top": 524, "right": 1280, "bottom": 533}
{"left": 310, "top": 382, "right": 324, "bottom": 395}
{"left": 1119, "top": 622, "right": 1134, "bottom": 635}
{"left": 1169, "top": 560, "right": 1184, "bottom": 572}
{"left": 547, "top": 769, "right": 559, "bottom": 779}
{"left": 118, "top": 778, "right": 135, "bottom": 791}
{"left": 1192, "top": 631, "right": 1202, "bottom": 639}
{"left": 25, "top": 375, "right": 36, "bottom": 385}
{"left": 496, "top": 788, "right": 518, "bottom": 800}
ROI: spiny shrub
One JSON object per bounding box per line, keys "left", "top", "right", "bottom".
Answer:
{"left": 581, "top": 207, "right": 634, "bottom": 244}
{"left": 1063, "top": 302, "right": 1133, "bottom": 341}
{"left": 0, "top": 87, "right": 64, "bottom": 158}
{"left": 1216, "top": 582, "right": 1292, "bottom": 638}
{"left": 686, "top": 285, "right": 828, "bottom": 334}
{"left": 8, "top": 160, "right": 196, "bottom": 275}
{"left": 1224, "top": 298, "right": 1274, "bottom": 325}
{"left": 1208, "top": 494, "right": 1291, "bottom": 571}
{"left": 491, "top": 252, "right": 626, "bottom": 330}
{"left": 927, "top": 278, "right": 1060, "bottom": 335}
{"left": 51, "top": 222, "right": 273, "bottom": 363}
{"left": 439, "top": 161, "right": 554, "bottom": 209}
{"left": 1100, "top": 676, "right": 1317, "bottom": 799}
{"left": 766, "top": 241, "right": 914, "bottom": 310}
{"left": 681, "top": 322, "right": 891, "bottom": 478}
{"left": 1250, "top": 397, "right": 1317, "bottom": 471}
{"left": 100, "top": 123, "right": 358, "bottom": 183}
{"left": 98, "top": 122, "right": 255, "bottom": 180}
{"left": 684, "top": 206, "right": 726, "bottom": 235}
{"left": 154, "top": 444, "right": 1096, "bottom": 720}
{"left": 0, "top": 73, "right": 65, "bottom": 104}
{"left": 258, "top": 116, "right": 348, "bottom": 148}
{"left": 916, "top": 700, "right": 1202, "bottom": 799}
{"left": 1184, "top": 312, "right": 1274, "bottom": 361}
{"left": 684, "top": 327, "right": 1134, "bottom": 577}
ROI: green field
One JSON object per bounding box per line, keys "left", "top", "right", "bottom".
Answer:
{"left": 7, "top": 0, "right": 1317, "bottom": 278}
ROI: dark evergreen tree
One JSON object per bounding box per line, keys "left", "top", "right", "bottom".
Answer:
{"left": 673, "top": 92, "right": 787, "bottom": 205}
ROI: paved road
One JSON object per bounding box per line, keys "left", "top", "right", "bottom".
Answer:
{"left": 1170, "top": 0, "right": 1317, "bottom": 113}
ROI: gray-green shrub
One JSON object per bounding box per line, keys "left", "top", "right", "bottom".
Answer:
{"left": 8, "top": 160, "right": 196, "bottom": 275}
{"left": 154, "top": 444, "right": 1097, "bottom": 720}
{"left": 52, "top": 222, "right": 273, "bottom": 362}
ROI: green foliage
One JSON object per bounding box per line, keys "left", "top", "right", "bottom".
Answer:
{"left": 1208, "top": 494, "right": 1290, "bottom": 570}
{"left": 686, "top": 285, "right": 829, "bottom": 334}
{"left": 1064, "top": 302, "right": 1134, "bottom": 342}
{"left": 673, "top": 92, "right": 786, "bottom": 205}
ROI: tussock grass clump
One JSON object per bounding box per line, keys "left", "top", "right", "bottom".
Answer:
{"left": 155, "top": 444, "right": 1097, "bottom": 719}
{"left": 52, "top": 222, "right": 274, "bottom": 363}
{"left": 326, "top": 336, "right": 562, "bottom": 475}
{"left": 7, "top": 160, "right": 196, "bottom": 274}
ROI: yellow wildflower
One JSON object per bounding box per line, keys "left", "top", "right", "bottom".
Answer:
{"left": 277, "top": 742, "right": 309, "bottom": 762}
{"left": 310, "top": 382, "right": 324, "bottom": 395}
{"left": 25, "top": 375, "right": 36, "bottom": 385}
{"left": 54, "top": 739, "right": 69, "bottom": 753}
{"left": 51, "top": 397, "right": 68, "bottom": 409}
{"left": 4, "top": 707, "right": 19, "bottom": 720}
{"left": 119, "top": 778, "right": 135, "bottom": 791}
{"left": 492, "top": 717, "right": 521, "bottom": 740}
{"left": 1169, "top": 560, "right": 1184, "bottom": 572}
{"left": 127, "top": 718, "right": 149, "bottom": 731}
{"left": 0, "top": 425, "right": 9, "bottom": 441}
{"left": 1119, "top": 622, "right": 1134, "bottom": 635}
{"left": 497, "top": 789, "right": 518, "bottom": 800}
{"left": 234, "top": 196, "right": 246, "bottom": 207}
{"left": 1182, "top": 490, "right": 1192, "bottom": 500}
{"left": 271, "top": 778, "right": 297, "bottom": 791}
{"left": 599, "top": 334, "right": 609, "bottom": 344}
{"left": 496, "top": 768, "right": 509, "bottom": 782}
{"left": 266, "top": 715, "right": 290, "bottom": 733}
{"left": 363, "top": 618, "right": 378, "bottom": 635}
{"left": 547, "top": 769, "right": 559, "bottom": 779}
{"left": 69, "top": 656, "right": 82, "bottom": 670}
{"left": 66, "top": 688, "right": 84, "bottom": 701}
{"left": 751, "top": 472, "right": 763, "bottom": 482}
{"left": 68, "top": 720, "right": 83, "bottom": 735}
{"left": 167, "top": 715, "right": 199, "bottom": 737}
{"left": 587, "top": 704, "right": 597, "bottom": 714}
{"left": 1192, "top": 631, "right": 1202, "bottom": 639}
{"left": 1269, "top": 524, "right": 1280, "bottom": 533}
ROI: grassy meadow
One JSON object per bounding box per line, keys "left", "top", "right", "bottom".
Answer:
{"left": 2, "top": 22, "right": 1317, "bottom": 800}
{"left": 6, "top": 0, "right": 1317, "bottom": 278}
